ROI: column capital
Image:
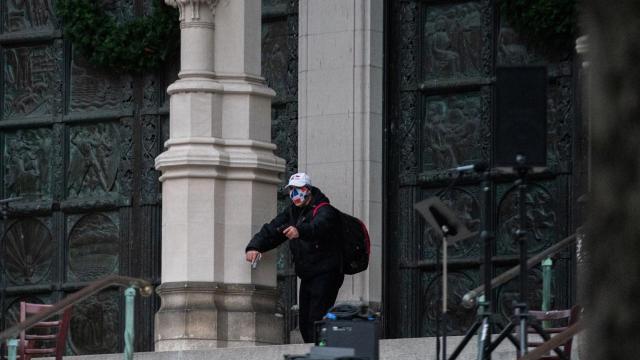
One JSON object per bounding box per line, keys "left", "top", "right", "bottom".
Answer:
{"left": 165, "top": 0, "right": 219, "bottom": 22}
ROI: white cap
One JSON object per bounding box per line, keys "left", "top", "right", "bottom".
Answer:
{"left": 286, "top": 172, "right": 312, "bottom": 188}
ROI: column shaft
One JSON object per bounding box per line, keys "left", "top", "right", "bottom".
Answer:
{"left": 155, "top": 0, "right": 285, "bottom": 350}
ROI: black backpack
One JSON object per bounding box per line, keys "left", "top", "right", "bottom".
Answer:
{"left": 313, "top": 202, "right": 370, "bottom": 275}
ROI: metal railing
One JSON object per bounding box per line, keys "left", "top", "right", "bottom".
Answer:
{"left": 461, "top": 233, "right": 577, "bottom": 308}
{"left": 460, "top": 233, "right": 582, "bottom": 360}
{"left": 0, "top": 275, "right": 153, "bottom": 360}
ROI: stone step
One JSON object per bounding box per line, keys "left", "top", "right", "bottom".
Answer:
{"left": 52, "top": 336, "right": 520, "bottom": 360}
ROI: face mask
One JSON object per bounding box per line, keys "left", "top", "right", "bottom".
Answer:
{"left": 289, "top": 187, "right": 310, "bottom": 206}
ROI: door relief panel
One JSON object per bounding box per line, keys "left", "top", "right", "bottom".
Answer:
{"left": 3, "top": 217, "right": 54, "bottom": 286}
{"left": 3, "top": 42, "right": 62, "bottom": 119}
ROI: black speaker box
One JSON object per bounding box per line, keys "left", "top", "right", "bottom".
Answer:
{"left": 315, "top": 319, "right": 380, "bottom": 360}
{"left": 495, "top": 66, "right": 547, "bottom": 167}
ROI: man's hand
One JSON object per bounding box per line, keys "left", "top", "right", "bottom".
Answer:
{"left": 246, "top": 250, "right": 261, "bottom": 263}
{"left": 283, "top": 226, "right": 300, "bottom": 239}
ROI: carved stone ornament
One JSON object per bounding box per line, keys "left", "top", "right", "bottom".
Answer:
{"left": 165, "top": 0, "right": 220, "bottom": 21}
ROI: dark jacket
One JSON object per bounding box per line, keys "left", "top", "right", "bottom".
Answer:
{"left": 245, "top": 187, "right": 342, "bottom": 279}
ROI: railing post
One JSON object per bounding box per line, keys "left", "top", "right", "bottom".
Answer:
{"left": 541, "top": 257, "right": 553, "bottom": 328}
{"left": 124, "top": 287, "right": 136, "bottom": 360}
{"left": 7, "top": 338, "right": 18, "bottom": 360}
{"left": 476, "top": 295, "right": 486, "bottom": 360}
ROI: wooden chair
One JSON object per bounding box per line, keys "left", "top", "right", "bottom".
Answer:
{"left": 517, "top": 305, "right": 582, "bottom": 360}
{"left": 18, "top": 302, "right": 72, "bottom": 360}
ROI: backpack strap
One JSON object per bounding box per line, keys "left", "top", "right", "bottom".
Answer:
{"left": 312, "top": 202, "right": 331, "bottom": 217}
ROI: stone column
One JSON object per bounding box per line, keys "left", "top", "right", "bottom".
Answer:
{"left": 298, "top": 0, "right": 384, "bottom": 307}
{"left": 155, "top": 0, "right": 285, "bottom": 351}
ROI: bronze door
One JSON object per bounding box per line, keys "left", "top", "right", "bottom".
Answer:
{"left": 384, "top": 0, "right": 584, "bottom": 338}
{"left": 0, "top": 0, "right": 171, "bottom": 354}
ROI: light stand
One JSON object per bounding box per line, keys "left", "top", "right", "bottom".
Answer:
{"left": 479, "top": 155, "right": 563, "bottom": 360}
{"left": 447, "top": 168, "right": 520, "bottom": 360}
{"left": 481, "top": 155, "right": 533, "bottom": 357}
{"left": 450, "top": 156, "right": 570, "bottom": 359}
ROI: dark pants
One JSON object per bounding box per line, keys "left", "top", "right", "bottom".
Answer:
{"left": 298, "top": 270, "right": 344, "bottom": 343}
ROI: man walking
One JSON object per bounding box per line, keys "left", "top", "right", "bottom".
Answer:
{"left": 245, "top": 172, "right": 344, "bottom": 343}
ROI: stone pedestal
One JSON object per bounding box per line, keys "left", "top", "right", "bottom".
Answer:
{"left": 155, "top": 0, "right": 285, "bottom": 350}
{"left": 155, "top": 282, "right": 281, "bottom": 350}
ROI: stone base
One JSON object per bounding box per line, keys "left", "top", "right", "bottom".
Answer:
{"left": 155, "top": 282, "right": 283, "bottom": 351}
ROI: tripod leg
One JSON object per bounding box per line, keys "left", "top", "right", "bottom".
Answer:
{"left": 442, "top": 311, "right": 447, "bottom": 360}
{"left": 479, "top": 316, "right": 491, "bottom": 360}
{"left": 435, "top": 236, "right": 441, "bottom": 360}
{"left": 442, "top": 236, "right": 447, "bottom": 360}
{"left": 519, "top": 308, "right": 527, "bottom": 355}
{"left": 448, "top": 320, "right": 481, "bottom": 360}
{"left": 487, "top": 322, "right": 516, "bottom": 353}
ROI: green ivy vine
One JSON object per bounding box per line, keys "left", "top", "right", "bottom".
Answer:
{"left": 499, "top": 0, "right": 578, "bottom": 54}
{"left": 56, "top": 0, "right": 180, "bottom": 73}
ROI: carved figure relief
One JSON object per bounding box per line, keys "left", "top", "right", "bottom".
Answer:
{"left": 69, "top": 291, "right": 119, "bottom": 354}
{"left": 424, "top": 3, "right": 483, "bottom": 80}
{"left": 4, "top": 128, "right": 52, "bottom": 198}
{"left": 497, "top": 19, "right": 543, "bottom": 66}
{"left": 142, "top": 76, "right": 159, "bottom": 109}
{"left": 67, "top": 123, "right": 120, "bottom": 197}
{"left": 5, "top": 0, "right": 55, "bottom": 32}
{"left": 3, "top": 43, "right": 61, "bottom": 118}
{"left": 67, "top": 213, "right": 119, "bottom": 281}
{"left": 497, "top": 185, "right": 556, "bottom": 255}
{"left": 2, "top": 218, "right": 54, "bottom": 285}
{"left": 70, "top": 55, "right": 133, "bottom": 112}
{"left": 423, "top": 95, "right": 481, "bottom": 170}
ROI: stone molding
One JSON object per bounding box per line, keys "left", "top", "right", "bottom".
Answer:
{"left": 155, "top": 138, "right": 285, "bottom": 184}
{"left": 166, "top": 76, "right": 276, "bottom": 98}
{"left": 166, "top": 78, "right": 223, "bottom": 95}
{"left": 155, "top": 281, "right": 282, "bottom": 350}
{"left": 156, "top": 281, "right": 279, "bottom": 308}
{"left": 165, "top": 0, "right": 220, "bottom": 22}
{"left": 180, "top": 21, "right": 216, "bottom": 30}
